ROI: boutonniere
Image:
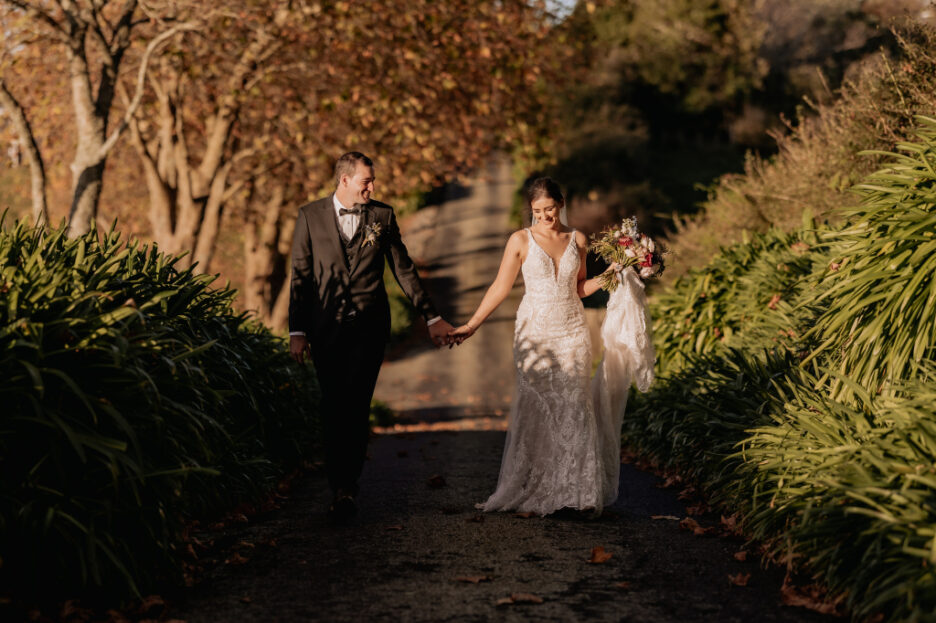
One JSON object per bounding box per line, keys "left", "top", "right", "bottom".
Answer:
{"left": 362, "top": 222, "right": 383, "bottom": 248}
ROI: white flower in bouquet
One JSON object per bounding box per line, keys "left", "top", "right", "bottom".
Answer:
{"left": 640, "top": 265, "right": 656, "bottom": 279}
{"left": 624, "top": 247, "right": 638, "bottom": 258}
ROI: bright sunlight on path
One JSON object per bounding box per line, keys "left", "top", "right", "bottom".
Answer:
{"left": 373, "top": 154, "right": 523, "bottom": 429}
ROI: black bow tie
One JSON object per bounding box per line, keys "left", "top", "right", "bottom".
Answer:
{"left": 339, "top": 205, "right": 364, "bottom": 216}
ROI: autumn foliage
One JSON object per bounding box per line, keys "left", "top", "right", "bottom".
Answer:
{"left": 1, "top": 0, "right": 575, "bottom": 329}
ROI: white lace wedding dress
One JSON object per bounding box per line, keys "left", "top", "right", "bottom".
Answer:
{"left": 477, "top": 228, "right": 655, "bottom": 516}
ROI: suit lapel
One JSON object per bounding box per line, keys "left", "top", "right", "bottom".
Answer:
{"left": 321, "top": 195, "right": 350, "bottom": 278}
{"left": 348, "top": 203, "right": 371, "bottom": 276}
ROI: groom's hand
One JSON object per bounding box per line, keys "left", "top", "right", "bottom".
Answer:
{"left": 428, "top": 318, "right": 455, "bottom": 348}
{"left": 290, "top": 334, "right": 312, "bottom": 364}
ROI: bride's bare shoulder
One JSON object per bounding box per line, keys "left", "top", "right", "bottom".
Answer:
{"left": 574, "top": 230, "right": 588, "bottom": 248}
{"left": 506, "top": 229, "right": 529, "bottom": 255}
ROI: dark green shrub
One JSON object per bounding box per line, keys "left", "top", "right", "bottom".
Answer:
{"left": 0, "top": 220, "right": 319, "bottom": 601}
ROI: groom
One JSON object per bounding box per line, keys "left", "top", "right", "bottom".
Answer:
{"left": 288, "top": 151, "right": 454, "bottom": 523}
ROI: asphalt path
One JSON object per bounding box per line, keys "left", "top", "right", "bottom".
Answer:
{"left": 166, "top": 159, "right": 837, "bottom": 622}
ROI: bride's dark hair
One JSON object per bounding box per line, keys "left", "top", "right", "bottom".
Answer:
{"left": 527, "top": 177, "right": 564, "bottom": 207}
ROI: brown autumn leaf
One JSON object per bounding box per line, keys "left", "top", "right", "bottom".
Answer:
{"left": 225, "top": 552, "right": 250, "bottom": 565}
{"left": 615, "top": 581, "right": 632, "bottom": 589}
{"left": 588, "top": 546, "right": 613, "bottom": 564}
{"left": 136, "top": 595, "right": 166, "bottom": 616}
{"left": 679, "top": 517, "right": 716, "bottom": 536}
{"left": 455, "top": 575, "right": 492, "bottom": 584}
{"left": 728, "top": 572, "right": 751, "bottom": 587}
{"left": 733, "top": 550, "right": 749, "bottom": 562}
{"left": 513, "top": 511, "right": 536, "bottom": 519}
{"left": 467, "top": 514, "right": 485, "bottom": 523}
{"left": 780, "top": 576, "right": 846, "bottom": 615}
{"left": 768, "top": 293, "right": 782, "bottom": 310}
{"left": 427, "top": 474, "right": 447, "bottom": 488}
{"left": 685, "top": 502, "right": 709, "bottom": 516}
{"left": 386, "top": 525, "right": 405, "bottom": 531}
{"left": 720, "top": 514, "right": 740, "bottom": 533}
{"left": 679, "top": 517, "right": 701, "bottom": 532}
{"left": 497, "top": 593, "right": 545, "bottom": 606}
{"left": 650, "top": 514, "right": 681, "bottom": 521}
{"left": 239, "top": 596, "right": 252, "bottom": 604}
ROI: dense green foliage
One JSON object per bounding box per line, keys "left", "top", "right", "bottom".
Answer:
{"left": 626, "top": 120, "right": 936, "bottom": 620}
{"left": 671, "top": 23, "right": 936, "bottom": 276}
{"left": 0, "top": 220, "right": 319, "bottom": 601}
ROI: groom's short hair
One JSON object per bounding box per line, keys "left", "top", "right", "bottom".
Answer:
{"left": 335, "top": 152, "right": 374, "bottom": 185}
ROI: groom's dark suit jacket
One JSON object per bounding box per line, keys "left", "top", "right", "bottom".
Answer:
{"left": 288, "top": 194, "right": 437, "bottom": 345}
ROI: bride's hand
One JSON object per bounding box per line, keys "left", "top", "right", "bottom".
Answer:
{"left": 604, "top": 262, "right": 623, "bottom": 274}
{"left": 449, "top": 323, "right": 476, "bottom": 345}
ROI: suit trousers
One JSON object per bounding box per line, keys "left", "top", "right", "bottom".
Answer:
{"left": 311, "top": 312, "right": 388, "bottom": 495}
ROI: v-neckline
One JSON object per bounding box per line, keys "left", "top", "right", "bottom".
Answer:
{"left": 528, "top": 228, "right": 574, "bottom": 280}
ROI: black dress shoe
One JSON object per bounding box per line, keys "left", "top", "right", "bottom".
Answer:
{"left": 327, "top": 493, "right": 358, "bottom": 525}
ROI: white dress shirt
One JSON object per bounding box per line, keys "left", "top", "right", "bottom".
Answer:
{"left": 333, "top": 194, "right": 360, "bottom": 241}
{"left": 289, "top": 194, "right": 440, "bottom": 336}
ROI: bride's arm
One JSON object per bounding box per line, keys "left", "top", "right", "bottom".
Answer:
{"left": 450, "top": 231, "right": 525, "bottom": 339}
{"left": 575, "top": 231, "right": 612, "bottom": 298}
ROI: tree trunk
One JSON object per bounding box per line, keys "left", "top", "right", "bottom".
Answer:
{"left": 242, "top": 183, "right": 286, "bottom": 322}
{"left": 0, "top": 79, "right": 48, "bottom": 226}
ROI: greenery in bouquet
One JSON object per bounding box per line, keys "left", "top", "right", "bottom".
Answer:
{"left": 589, "top": 217, "right": 668, "bottom": 291}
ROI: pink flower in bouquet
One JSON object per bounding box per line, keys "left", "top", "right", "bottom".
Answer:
{"left": 640, "top": 253, "right": 653, "bottom": 267}
{"left": 618, "top": 236, "right": 633, "bottom": 247}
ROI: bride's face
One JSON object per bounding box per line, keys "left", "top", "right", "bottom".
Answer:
{"left": 531, "top": 197, "right": 562, "bottom": 228}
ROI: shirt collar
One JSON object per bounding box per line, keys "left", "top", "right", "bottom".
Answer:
{"left": 333, "top": 193, "right": 347, "bottom": 215}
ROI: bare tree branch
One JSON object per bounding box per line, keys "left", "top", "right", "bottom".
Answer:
{"left": 0, "top": 77, "right": 48, "bottom": 225}
{"left": 4, "top": 0, "right": 70, "bottom": 42}
{"left": 96, "top": 21, "right": 197, "bottom": 160}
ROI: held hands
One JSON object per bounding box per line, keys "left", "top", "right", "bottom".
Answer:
{"left": 448, "top": 322, "right": 477, "bottom": 345}
{"left": 428, "top": 318, "right": 456, "bottom": 348}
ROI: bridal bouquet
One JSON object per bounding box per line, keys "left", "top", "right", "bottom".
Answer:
{"left": 589, "top": 216, "right": 667, "bottom": 291}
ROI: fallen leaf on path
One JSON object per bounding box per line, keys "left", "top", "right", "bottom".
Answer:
{"left": 455, "top": 575, "right": 492, "bottom": 584}
{"left": 496, "top": 593, "right": 544, "bottom": 606}
{"left": 780, "top": 576, "right": 846, "bottom": 615}
{"left": 61, "top": 599, "right": 92, "bottom": 620}
{"left": 679, "top": 517, "right": 701, "bottom": 531}
{"left": 239, "top": 596, "right": 252, "bottom": 604}
{"left": 513, "top": 511, "right": 536, "bottom": 518}
{"left": 686, "top": 502, "right": 709, "bottom": 516}
{"left": 225, "top": 553, "right": 249, "bottom": 565}
{"left": 467, "top": 514, "right": 485, "bottom": 523}
{"left": 588, "top": 546, "right": 613, "bottom": 563}
{"left": 728, "top": 573, "right": 751, "bottom": 587}
{"left": 677, "top": 486, "right": 697, "bottom": 501}
{"left": 386, "top": 525, "right": 404, "bottom": 531}
{"left": 237, "top": 540, "right": 255, "bottom": 549}
{"left": 650, "top": 515, "right": 681, "bottom": 521}
{"left": 658, "top": 475, "right": 681, "bottom": 488}
{"left": 427, "top": 475, "right": 447, "bottom": 488}
{"left": 720, "top": 514, "right": 741, "bottom": 534}
{"left": 136, "top": 595, "right": 166, "bottom": 617}
{"left": 615, "top": 581, "right": 632, "bottom": 589}
{"left": 733, "top": 550, "right": 748, "bottom": 562}
{"left": 680, "top": 517, "right": 717, "bottom": 536}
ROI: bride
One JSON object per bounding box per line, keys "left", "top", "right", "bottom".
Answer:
{"left": 449, "top": 177, "right": 655, "bottom": 517}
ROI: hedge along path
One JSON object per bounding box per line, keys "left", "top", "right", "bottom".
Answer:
{"left": 625, "top": 118, "right": 936, "bottom": 622}
{"left": 0, "top": 219, "right": 319, "bottom": 604}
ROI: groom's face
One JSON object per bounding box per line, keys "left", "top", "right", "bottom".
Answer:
{"left": 343, "top": 163, "right": 375, "bottom": 205}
